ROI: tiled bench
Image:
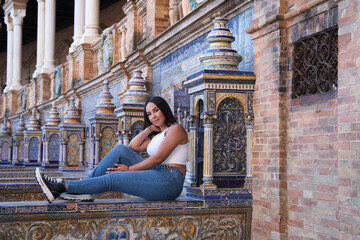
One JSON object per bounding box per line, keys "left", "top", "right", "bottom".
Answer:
{"left": 0, "top": 197, "right": 252, "bottom": 239}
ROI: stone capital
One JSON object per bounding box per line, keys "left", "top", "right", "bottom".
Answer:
{"left": 4, "top": 13, "right": 13, "bottom": 30}
{"left": 10, "top": 8, "right": 26, "bottom": 25}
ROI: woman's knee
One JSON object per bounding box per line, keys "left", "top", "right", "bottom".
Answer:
{"left": 112, "top": 144, "right": 130, "bottom": 154}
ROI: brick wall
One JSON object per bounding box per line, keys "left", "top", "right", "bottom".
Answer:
{"left": 337, "top": 0, "right": 360, "bottom": 239}
{"left": 250, "top": 0, "right": 288, "bottom": 239}
{"left": 250, "top": 0, "right": 360, "bottom": 239}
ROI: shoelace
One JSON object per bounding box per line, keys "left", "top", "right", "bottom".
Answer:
{"left": 42, "top": 173, "right": 64, "bottom": 183}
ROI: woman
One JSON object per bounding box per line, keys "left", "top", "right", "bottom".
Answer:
{"left": 35, "top": 96, "right": 188, "bottom": 203}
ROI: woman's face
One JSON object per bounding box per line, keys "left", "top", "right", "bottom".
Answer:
{"left": 146, "top": 102, "right": 166, "bottom": 129}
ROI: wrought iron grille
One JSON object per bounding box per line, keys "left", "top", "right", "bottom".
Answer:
{"left": 292, "top": 26, "right": 338, "bottom": 98}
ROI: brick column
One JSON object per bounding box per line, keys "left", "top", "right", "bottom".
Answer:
{"left": 337, "top": 0, "right": 360, "bottom": 239}
{"left": 247, "top": 0, "right": 288, "bottom": 239}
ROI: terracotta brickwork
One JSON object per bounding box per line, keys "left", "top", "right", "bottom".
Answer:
{"left": 250, "top": 0, "right": 360, "bottom": 239}
{"left": 337, "top": 0, "right": 360, "bottom": 239}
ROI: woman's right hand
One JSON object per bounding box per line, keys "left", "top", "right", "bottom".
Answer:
{"left": 147, "top": 124, "right": 161, "bottom": 134}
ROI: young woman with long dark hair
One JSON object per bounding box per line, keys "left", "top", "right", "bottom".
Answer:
{"left": 35, "top": 96, "right": 188, "bottom": 203}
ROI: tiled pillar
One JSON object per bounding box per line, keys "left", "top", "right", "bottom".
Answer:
{"left": 42, "top": 138, "right": 49, "bottom": 164}
{"left": 187, "top": 117, "right": 196, "bottom": 186}
{"left": 69, "top": 0, "right": 85, "bottom": 52}
{"left": 94, "top": 135, "right": 100, "bottom": 165}
{"left": 33, "top": 0, "right": 45, "bottom": 77}
{"left": 201, "top": 112, "right": 216, "bottom": 189}
{"left": 244, "top": 113, "right": 254, "bottom": 188}
{"left": 81, "top": 0, "right": 100, "bottom": 44}
{"left": 10, "top": 9, "right": 26, "bottom": 91}
{"left": 117, "top": 131, "right": 123, "bottom": 145}
{"left": 60, "top": 141, "right": 66, "bottom": 168}
{"left": 4, "top": 14, "right": 13, "bottom": 93}
{"left": 41, "top": 0, "right": 56, "bottom": 74}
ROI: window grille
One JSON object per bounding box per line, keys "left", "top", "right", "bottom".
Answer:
{"left": 292, "top": 26, "right": 338, "bottom": 98}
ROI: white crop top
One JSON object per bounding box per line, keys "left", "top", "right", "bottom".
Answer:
{"left": 146, "top": 127, "right": 188, "bottom": 165}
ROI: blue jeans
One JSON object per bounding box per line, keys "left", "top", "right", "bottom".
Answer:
{"left": 66, "top": 145, "right": 185, "bottom": 200}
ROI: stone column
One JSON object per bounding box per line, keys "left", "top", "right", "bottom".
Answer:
{"left": 201, "top": 112, "right": 216, "bottom": 189}
{"left": 42, "top": 138, "right": 49, "bottom": 164}
{"left": 60, "top": 141, "right": 66, "bottom": 168}
{"left": 117, "top": 131, "right": 123, "bottom": 145}
{"left": 79, "top": 141, "right": 84, "bottom": 166}
{"left": 187, "top": 116, "right": 197, "bottom": 187}
{"left": 244, "top": 113, "right": 254, "bottom": 188}
{"left": 94, "top": 135, "right": 100, "bottom": 166}
{"left": 41, "top": 0, "right": 56, "bottom": 74}
{"left": 33, "top": 0, "right": 45, "bottom": 77}
{"left": 81, "top": 0, "right": 100, "bottom": 44}
{"left": 4, "top": 14, "right": 13, "bottom": 93}
{"left": 123, "top": 132, "right": 130, "bottom": 146}
{"left": 23, "top": 138, "right": 29, "bottom": 164}
{"left": 69, "top": 0, "right": 85, "bottom": 53}
{"left": 37, "top": 140, "right": 42, "bottom": 164}
{"left": 12, "top": 140, "right": 18, "bottom": 165}
{"left": 10, "top": 9, "right": 26, "bottom": 91}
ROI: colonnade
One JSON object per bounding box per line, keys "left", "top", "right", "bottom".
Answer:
{"left": 2, "top": 0, "right": 101, "bottom": 93}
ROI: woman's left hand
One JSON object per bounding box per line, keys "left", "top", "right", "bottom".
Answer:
{"left": 106, "top": 164, "right": 129, "bottom": 173}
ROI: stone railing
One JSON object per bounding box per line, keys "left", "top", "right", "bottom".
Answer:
{"left": 169, "top": 0, "right": 207, "bottom": 26}
{"left": 92, "top": 18, "right": 127, "bottom": 78}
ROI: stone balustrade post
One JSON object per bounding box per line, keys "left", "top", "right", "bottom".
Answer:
{"left": 120, "top": 27, "right": 127, "bottom": 61}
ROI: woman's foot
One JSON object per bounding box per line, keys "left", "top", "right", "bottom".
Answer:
{"left": 35, "top": 168, "right": 66, "bottom": 203}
